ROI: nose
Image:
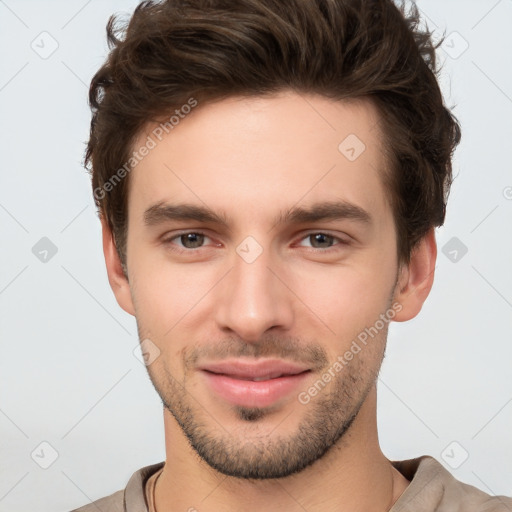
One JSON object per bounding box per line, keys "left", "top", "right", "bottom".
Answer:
{"left": 214, "top": 248, "right": 294, "bottom": 342}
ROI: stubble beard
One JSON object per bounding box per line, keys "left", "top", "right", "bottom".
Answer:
{"left": 144, "top": 334, "right": 386, "bottom": 480}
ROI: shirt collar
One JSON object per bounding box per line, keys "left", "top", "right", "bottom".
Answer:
{"left": 125, "top": 461, "right": 165, "bottom": 512}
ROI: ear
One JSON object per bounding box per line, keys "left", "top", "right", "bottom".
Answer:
{"left": 392, "top": 227, "right": 437, "bottom": 322}
{"left": 101, "top": 217, "right": 135, "bottom": 316}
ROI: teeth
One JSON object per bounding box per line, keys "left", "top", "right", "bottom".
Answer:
{"left": 216, "top": 372, "right": 296, "bottom": 381}
{"left": 251, "top": 374, "right": 283, "bottom": 381}
{"left": 224, "top": 374, "right": 283, "bottom": 381}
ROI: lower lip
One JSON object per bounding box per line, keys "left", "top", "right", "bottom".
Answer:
{"left": 201, "top": 371, "right": 311, "bottom": 408}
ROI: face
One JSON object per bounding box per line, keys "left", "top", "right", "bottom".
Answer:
{"left": 120, "top": 91, "right": 405, "bottom": 479}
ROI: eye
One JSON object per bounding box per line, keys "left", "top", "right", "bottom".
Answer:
{"left": 166, "top": 232, "right": 211, "bottom": 250}
{"left": 297, "top": 232, "right": 346, "bottom": 250}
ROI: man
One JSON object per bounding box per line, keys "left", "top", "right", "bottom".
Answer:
{"left": 74, "top": 0, "right": 511, "bottom": 510}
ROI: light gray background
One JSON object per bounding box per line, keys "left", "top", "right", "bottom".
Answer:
{"left": 0, "top": 0, "right": 511, "bottom": 510}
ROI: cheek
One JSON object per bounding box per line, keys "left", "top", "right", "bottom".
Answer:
{"left": 129, "top": 248, "right": 217, "bottom": 338}
{"left": 292, "top": 257, "right": 395, "bottom": 322}
{"left": 130, "top": 265, "right": 199, "bottom": 376}
{"left": 130, "top": 274, "right": 182, "bottom": 332}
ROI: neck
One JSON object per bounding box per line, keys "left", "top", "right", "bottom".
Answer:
{"left": 155, "top": 387, "right": 409, "bottom": 512}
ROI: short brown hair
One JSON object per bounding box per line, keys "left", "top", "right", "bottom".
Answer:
{"left": 86, "top": 0, "right": 461, "bottom": 266}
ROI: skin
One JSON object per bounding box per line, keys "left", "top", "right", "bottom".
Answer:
{"left": 102, "top": 90, "right": 437, "bottom": 511}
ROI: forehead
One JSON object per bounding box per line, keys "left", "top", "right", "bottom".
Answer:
{"left": 127, "top": 91, "right": 390, "bottom": 226}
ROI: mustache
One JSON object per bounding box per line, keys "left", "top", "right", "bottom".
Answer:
{"left": 184, "top": 335, "right": 329, "bottom": 370}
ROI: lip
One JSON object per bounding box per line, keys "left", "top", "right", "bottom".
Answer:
{"left": 199, "top": 359, "right": 311, "bottom": 408}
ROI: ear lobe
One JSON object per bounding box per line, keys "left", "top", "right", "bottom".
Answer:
{"left": 392, "top": 228, "right": 437, "bottom": 322}
{"left": 101, "top": 217, "right": 135, "bottom": 316}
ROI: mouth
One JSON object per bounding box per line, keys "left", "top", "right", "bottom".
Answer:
{"left": 198, "top": 359, "right": 312, "bottom": 408}
{"left": 211, "top": 372, "right": 299, "bottom": 381}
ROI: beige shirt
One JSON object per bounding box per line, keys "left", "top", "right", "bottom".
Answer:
{"left": 71, "top": 456, "right": 512, "bottom": 511}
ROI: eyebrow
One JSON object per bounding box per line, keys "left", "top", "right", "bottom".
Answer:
{"left": 277, "top": 201, "right": 372, "bottom": 226}
{"left": 143, "top": 200, "right": 372, "bottom": 229}
{"left": 144, "top": 202, "right": 230, "bottom": 228}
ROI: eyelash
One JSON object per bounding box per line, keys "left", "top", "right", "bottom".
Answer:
{"left": 162, "top": 230, "right": 350, "bottom": 254}
{"left": 163, "top": 231, "right": 218, "bottom": 254}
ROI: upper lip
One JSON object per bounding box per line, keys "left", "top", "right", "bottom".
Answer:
{"left": 198, "top": 359, "right": 311, "bottom": 380}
